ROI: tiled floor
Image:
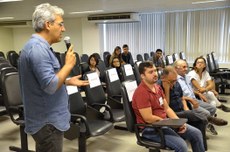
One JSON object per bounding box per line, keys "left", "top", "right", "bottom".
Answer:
{"left": 0, "top": 94, "right": 230, "bottom": 152}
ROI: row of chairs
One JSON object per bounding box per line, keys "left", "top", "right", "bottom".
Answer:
{"left": 0, "top": 51, "right": 20, "bottom": 69}
{"left": 1, "top": 56, "right": 173, "bottom": 152}
{"left": 205, "top": 52, "right": 230, "bottom": 94}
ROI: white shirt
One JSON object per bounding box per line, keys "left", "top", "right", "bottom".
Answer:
{"left": 187, "top": 70, "right": 211, "bottom": 89}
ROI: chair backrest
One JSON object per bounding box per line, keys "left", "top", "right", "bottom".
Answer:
{"left": 104, "top": 54, "right": 111, "bottom": 67}
{"left": 150, "top": 51, "right": 155, "bottom": 57}
{"left": 165, "top": 55, "right": 174, "bottom": 65}
{"left": 121, "top": 80, "right": 138, "bottom": 132}
{"left": 133, "top": 63, "right": 141, "bottom": 85}
{"left": 80, "top": 62, "right": 89, "bottom": 76}
{"left": 143, "top": 53, "right": 150, "bottom": 61}
{"left": 97, "top": 59, "right": 107, "bottom": 82}
{"left": 136, "top": 54, "right": 144, "bottom": 62}
{"left": 105, "top": 68, "right": 121, "bottom": 97}
{"left": 179, "top": 52, "right": 186, "bottom": 60}
{"left": 1, "top": 72, "right": 23, "bottom": 125}
{"left": 206, "top": 53, "right": 216, "bottom": 73}
{"left": 81, "top": 54, "right": 89, "bottom": 63}
{"left": 83, "top": 72, "right": 106, "bottom": 107}
{"left": 66, "top": 85, "right": 86, "bottom": 115}
{"left": 211, "top": 52, "right": 220, "bottom": 70}
{"left": 172, "top": 53, "right": 179, "bottom": 62}
{"left": 0, "top": 51, "right": 5, "bottom": 58}
{"left": 8, "top": 51, "right": 19, "bottom": 68}
{"left": 103, "top": 52, "right": 111, "bottom": 62}
{"left": 121, "top": 64, "right": 136, "bottom": 82}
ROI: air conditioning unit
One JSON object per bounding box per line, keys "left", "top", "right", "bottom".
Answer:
{"left": 0, "top": 20, "right": 32, "bottom": 28}
{"left": 88, "top": 12, "right": 140, "bottom": 23}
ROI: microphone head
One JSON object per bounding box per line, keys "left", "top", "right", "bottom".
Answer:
{"left": 64, "top": 36, "right": 70, "bottom": 44}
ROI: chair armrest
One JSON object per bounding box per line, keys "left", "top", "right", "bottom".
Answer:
{"left": 8, "top": 105, "right": 24, "bottom": 125}
{"left": 71, "top": 114, "right": 91, "bottom": 135}
{"left": 107, "top": 96, "right": 123, "bottom": 108}
{"left": 90, "top": 103, "right": 114, "bottom": 121}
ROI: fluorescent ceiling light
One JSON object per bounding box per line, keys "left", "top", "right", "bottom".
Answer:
{"left": 69, "top": 10, "right": 104, "bottom": 15}
{"left": 0, "top": 17, "right": 14, "bottom": 20}
{"left": 192, "top": 0, "right": 226, "bottom": 4}
{"left": 0, "top": 0, "right": 23, "bottom": 2}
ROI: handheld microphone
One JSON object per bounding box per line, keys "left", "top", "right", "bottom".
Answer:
{"left": 64, "top": 36, "right": 71, "bottom": 50}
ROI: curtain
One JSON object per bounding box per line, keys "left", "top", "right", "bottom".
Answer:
{"left": 99, "top": 7, "right": 230, "bottom": 63}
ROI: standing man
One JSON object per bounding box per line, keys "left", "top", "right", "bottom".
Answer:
{"left": 132, "top": 62, "right": 205, "bottom": 152}
{"left": 19, "top": 3, "right": 89, "bottom": 152}
{"left": 121, "top": 44, "right": 134, "bottom": 66}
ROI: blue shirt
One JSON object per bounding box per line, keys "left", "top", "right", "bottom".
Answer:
{"left": 19, "top": 34, "right": 70, "bottom": 134}
{"left": 177, "top": 75, "right": 197, "bottom": 99}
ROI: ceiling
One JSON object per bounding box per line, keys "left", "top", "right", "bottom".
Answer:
{"left": 0, "top": 0, "right": 229, "bottom": 22}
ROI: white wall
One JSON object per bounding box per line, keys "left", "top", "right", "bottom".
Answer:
{"left": 81, "top": 17, "right": 100, "bottom": 56}
{"left": 0, "top": 27, "right": 14, "bottom": 54}
{"left": 1, "top": 17, "right": 101, "bottom": 56}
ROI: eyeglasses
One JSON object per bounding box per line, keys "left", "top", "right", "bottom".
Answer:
{"left": 52, "top": 21, "right": 64, "bottom": 27}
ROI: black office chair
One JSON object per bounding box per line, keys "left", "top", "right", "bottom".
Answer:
{"left": 179, "top": 52, "right": 186, "bottom": 60}
{"left": 207, "top": 53, "right": 230, "bottom": 94}
{"left": 105, "top": 68, "right": 123, "bottom": 103}
{"left": 97, "top": 59, "right": 107, "bottom": 83}
{"left": 136, "top": 54, "right": 144, "bottom": 62}
{"left": 211, "top": 52, "right": 230, "bottom": 72}
{"left": 7, "top": 51, "right": 19, "bottom": 68}
{"left": 83, "top": 71, "right": 125, "bottom": 124}
{"left": 172, "top": 53, "right": 179, "bottom": 62}
{"left": 150, "top": 51, "right": 155, "bottom": 57}
{"left": 121, "top": 80, "right": 187, "bottom": 152}
{"left": 133, "top": 63, "right": 141, "bottom": 85}
{"left": 144, "top": 53, "right": 150, "bottom": 61}
{"left": 65, "top": 85, "right": 113, "bottom": 152}
{"left": 0, "top": 51, "right": 5, "bottom": 58}
{"left": 165, "top": 55, "right": 174, "bottom": 65}
{"left": 1, "top": 71, "right": 33, "bottom": 152}
{"left": 121, "top": 64, "right": 136, "bottom": 82}
{"left": 81, "top": 54, "right": 89, "bottom": 63}
{"left": 103, "top": 51, "right": 111, "bottom": 66}
{"left": 104, "top": 54, "right": 111, "bottom": 67}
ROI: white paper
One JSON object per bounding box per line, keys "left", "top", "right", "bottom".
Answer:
{"left": 168, "top": 55, "right": 173, "bottom": 64}
{"left": 66, "top": 85, "right": 78, "bottom": 95}
{"left": 87, "top": 72, "right": 101, "bottom": 88}
{"left": 136, "top": 61, "right": 142, "bottom": 67}
{"left": 108, "top": 68, "right": 119, "bottom": 82}
{"left": 124, "top": 81, "right": 137, "bottom": 102}
{"left": 124, "top": 64, "right": 133, "bottom": 76}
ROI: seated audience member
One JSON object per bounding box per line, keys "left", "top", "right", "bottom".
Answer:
{"left": 159, "top": 66, "right": 208, "bottom": 148}
{"left": 132, "top": 61, "right": 205, "bottom": 152}
{"left": 159, "top": 66, "right": 208, "bottom": 123}
{"left": 84, "top": 54, "right": 100, "bottom": 77}
{"left": 121, "top": 44, "right": 134, "bottom": 66}
{"left": 109, "top": 46, "right": 125, "bottom": 65}
{"left": 153, "top": 49, "right": 165, "bottom": 70}
{"left": 188, "top": 56, "right": 230, "bottom": 112}
{"left": 174, "top": 59, "right": 228, "bottom": 134}
{"left": 111, "top": 57, "right": 123, "bottom": 81}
